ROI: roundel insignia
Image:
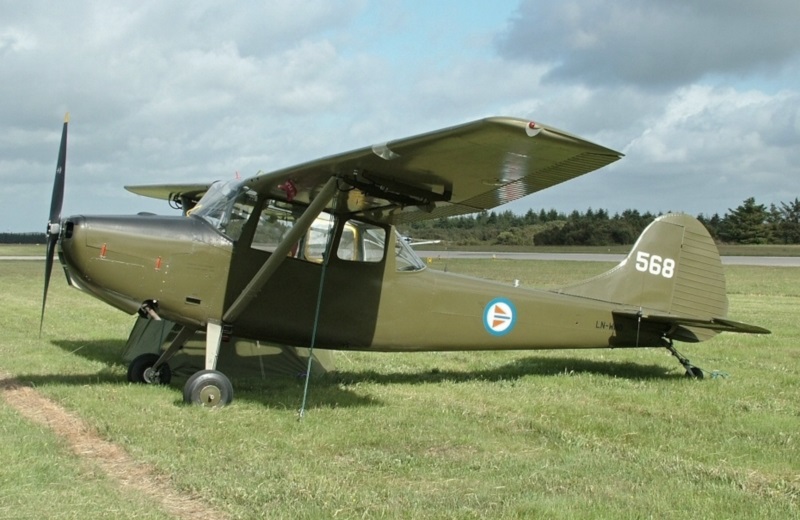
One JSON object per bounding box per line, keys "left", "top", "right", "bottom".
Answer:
{"left": 483, "top": 298, "right": 517, "bottom": 336}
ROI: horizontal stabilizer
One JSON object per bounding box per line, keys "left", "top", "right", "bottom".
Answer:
{"left": 614, "top": 311, "right": 771, "bottom": 335}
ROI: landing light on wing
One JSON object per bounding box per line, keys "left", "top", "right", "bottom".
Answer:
{"left": 526, "top": 121, "right": 541, "bottom": 137}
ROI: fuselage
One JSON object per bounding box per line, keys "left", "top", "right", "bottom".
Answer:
{"left": 58, "top": 212, "right": 653, "bottom": 354}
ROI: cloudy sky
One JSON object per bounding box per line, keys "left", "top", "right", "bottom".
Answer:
{"left": 2, "top": 1, "right": 799, "bottom": 232}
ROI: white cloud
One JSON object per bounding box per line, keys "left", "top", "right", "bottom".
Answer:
{"left": 499, "top": 0, "right": 800, "bottom": 89}
{"left": 1, "top": 1, "right": 799, "bottom": 232}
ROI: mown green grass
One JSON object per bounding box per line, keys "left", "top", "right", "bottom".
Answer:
{"left": 1, "top": 260, "right": 798, "bottom": 519}
{"left": 0, "top": 244, "right": 45, "bottom": 256}
{"left": 0, "top": 405, "right": 173, "bottom": 520}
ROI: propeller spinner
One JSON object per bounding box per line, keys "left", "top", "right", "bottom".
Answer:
{"left": 40, "top": 113, "right": 69, "bottom": 335}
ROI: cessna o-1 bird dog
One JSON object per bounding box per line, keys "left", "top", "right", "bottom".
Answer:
{"left": 41, "top": 115, "right": 770, "bottom": 407}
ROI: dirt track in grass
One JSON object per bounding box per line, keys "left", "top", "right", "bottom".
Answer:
{"left": 0, "top": 373, "right": 228, "bottom": 520}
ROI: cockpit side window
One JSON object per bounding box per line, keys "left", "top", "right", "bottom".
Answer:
{"left": 251, "top": 201, "right": 296, "bottom": 253}
{"left": 302, "top": 212, "right": 336, "bottom": 262}
{"left": 336, "top": 219, "right": 386, "bottom": 263}
{"left": 248, "top": 200, "right": 336, "bottom": 263}
{"left": 193, "top": 183, "right": 422, "bottom": 270}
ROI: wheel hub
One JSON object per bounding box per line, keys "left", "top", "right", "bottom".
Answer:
{"left": 199, "top": 385, "right": 222, "bottom": 406}
{"left": 143, "top": 367, "right": 159, "bottom": 384}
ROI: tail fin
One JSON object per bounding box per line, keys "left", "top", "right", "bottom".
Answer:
{"left": 556, "top": 213, "right": 769, "bottom": 343}
{"left": 556, "top": 213, "right": 730, "bottom": 341}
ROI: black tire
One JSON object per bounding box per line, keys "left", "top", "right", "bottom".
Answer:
{"left": 183, "top": 370, "right": 233, "bottom": 407}
{"left": 684, "top": 366, "right": 704, "bottom": 380}
{"left": 127, "top": 353, "right": 172, "bottom": 385}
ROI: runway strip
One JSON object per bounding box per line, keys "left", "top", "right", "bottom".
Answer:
{"left": 0, "top": 373, "right": 228, "bottom": 520}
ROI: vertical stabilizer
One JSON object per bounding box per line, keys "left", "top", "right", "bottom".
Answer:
{"left": 555, "top": 214, "right": 728, "bottom": 328}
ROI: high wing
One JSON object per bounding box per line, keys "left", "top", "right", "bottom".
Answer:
{"left": 128, "top": 117, "right": 623, "bottom": 224}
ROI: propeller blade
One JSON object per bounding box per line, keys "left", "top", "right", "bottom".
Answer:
{"left": 40, "top": 113, "right": 69, "bottom": 335}
{"left": 40, "top": 235, "right": 57, "bottom": 335}
{"left": 49, "top": 114, "right": 68, "bottom": 223}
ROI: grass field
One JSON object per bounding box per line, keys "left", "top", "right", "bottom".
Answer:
{"left": 1, "top": 259, "right": 798, "bottom": 519}
{"left": 0, "top": 244, "right": 45, "bottom": 256}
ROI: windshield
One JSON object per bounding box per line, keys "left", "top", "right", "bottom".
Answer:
{"left": 190, "top": 179, "right": 256, "bottom": 241}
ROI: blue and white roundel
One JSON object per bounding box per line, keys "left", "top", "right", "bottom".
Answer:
{"left": 483, "top": 298, "right": 517, "bottom": 336}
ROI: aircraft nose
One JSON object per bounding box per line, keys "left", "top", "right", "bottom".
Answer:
{"left": 59, "top": 215, "right": 83, "bottom": 251}
{"left": 57, "top": 216, "right": 87, "bottom": 282}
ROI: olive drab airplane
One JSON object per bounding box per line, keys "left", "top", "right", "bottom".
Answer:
{"left": 41, "top": 114, "right": 770, "bottom": 407}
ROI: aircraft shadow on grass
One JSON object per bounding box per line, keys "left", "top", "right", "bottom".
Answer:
{"left": 35, "top": 338, "right": 675, "bottom": 410}
{"left": 40, "top": 338, "right": 374, "bottom": 410}
{"left": 330, "top": 355, "right": 675, "bottom": 387}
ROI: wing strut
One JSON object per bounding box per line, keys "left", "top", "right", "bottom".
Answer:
{"left": 222, "top": 177, "right": 339, "bottom": 323}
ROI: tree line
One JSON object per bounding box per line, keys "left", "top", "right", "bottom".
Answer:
{"left": 0, "top": 232, "right": 46, "bottom": 244}
{"left": 402, "top": 197, "right": 800, "bottom": 246}
{"left": 3, "top": 197, "right": 798, "bottom": 246}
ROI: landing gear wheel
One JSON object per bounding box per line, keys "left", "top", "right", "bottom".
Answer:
{"left": 183, "top": 370, "right": 233, "bottom": 407}
{"left": 666, "top": 341, "right": 707, "bottom": 381}
{"left": 684, "top": 366, "right": 704, "bottom": 380}
{"left": 127, "top": 353, "right": 172, "bottom": 385}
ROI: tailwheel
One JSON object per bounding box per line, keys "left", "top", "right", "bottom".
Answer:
{"left": 665, "top": 340, "right": 705, "bottom": 380}
{"left": 684, "top": 366, "right": 704, "bottom": 380}
{"left": 128, "top": 353, "right": 172, "bottom": 385}
{"left": 183, "top": 369, "right": 233, "bottom": 407}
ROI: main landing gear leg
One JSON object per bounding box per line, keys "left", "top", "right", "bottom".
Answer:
{"left": 182, "top": 321, "right": 233, "bottom": 407}
{"left": 665, "top": 340, "right": 704, "bottom": 379}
